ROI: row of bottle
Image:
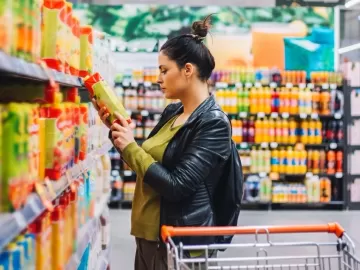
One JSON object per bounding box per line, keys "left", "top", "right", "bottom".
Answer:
{"left": 231, "top": 118, "right": 343, "bottom": 145}
{"left": 215, "top": 87, "right": 344, "bottom": 116}
{"left": 239, "top": 147, "right": 343, "bottom": 175}
{"left": 210, "top": 69, "right": 342, "bottom": 86}
{"left": 244, "top": 175, "right": 332, "bottom": 203}
{"left": 115, "top": 68, "right": 160, "bottom": 84}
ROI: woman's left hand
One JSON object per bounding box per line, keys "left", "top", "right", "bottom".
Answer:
{"left": 111, "top": 112, "right": 135, "bottom": 151}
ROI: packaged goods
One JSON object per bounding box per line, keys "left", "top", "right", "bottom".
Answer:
{"left": 84, "top": 73, "right": 131, "bottom": 125}
{"left": 0, "top": 0, "right": 12, "bottom": 54}
{"left": 12, "top": 0, "right": 28, "bottom": 59}
{"left": 31, "top": 0, "right": 42, "bottom": 61}
{"left": 51, "top": 205, "right": 65, "bottom": 270}
{"left": 69, "top": 16, "right": 80, "bottom": 76}
{"left": 79, "top": 104, "right": 89, "bottom": 161}
{"left": 80, "top": 25, "right": 93, "bottom": 77}
{"left": 64, "top": 2, "right": 73, "bottom": 74}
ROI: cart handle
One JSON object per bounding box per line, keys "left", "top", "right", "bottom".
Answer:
{"left": 161, "top": 223, "right": 345, "bottom": 243}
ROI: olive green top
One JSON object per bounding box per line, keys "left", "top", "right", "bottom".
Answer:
{"left": 122, "top": 116, "right": 182, "bottom": 241}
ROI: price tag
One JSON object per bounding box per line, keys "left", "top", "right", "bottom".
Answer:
{"left": 245, "top": 82, "right": 252, "bottom": 88}
{"left": 269, "top": 82, "right": 277, "bottom": 88}
{"left": 261, "top": 142, "right": 269, "bottom": 148}
{"left": 239, "top": 112, "right": 248, "bottom": 118}
{"left": 240, "top": 142, "right": 248, "bottom": 149}
{"left": 141, "top": 110, "right": 149, "bottom": 117}
{"left": 311, "top": 113, "right": 319, "bottom": 119}
{"left": 215, "top": 82, "right": 228, "bottom": 89}
{"left": 124, "top": 170, "right": 132, "bottom": 177}
{"left": 307, "top": 83, "right": 314, "bottom": 89}
{"left": 235, "top": 82, "right": 243, "bottom": 88}
{"left": 330, "top": 84, "right": 337, "bottom": 90}
{"left": 335, "top": 172, "right": 343, "bottom": 178}
{"left": 131, "top": 81, "right": 139, "bottom": 87}
{"left": 286, "top": 83, "right": 293, "bottom": 88}
{"left": 270, "top": 142, "right": 278, "bottom": 148}
{"left": 334, "top": 113, "right": 342, "bottom": 119}
{"left": 259, "top": 172, "right": 267, "bottom": 178}
{"left": 330, "top": 143, "right": 338, "bottom": 149}
{"left": 322, "top": 83, "right": 329, "bottom": 90}
{"left": 271, "top": 112, "right": 279, "bottom": 119}
{"left": 144, "top": 81, "right": 152, "bottom": 87}
{"left": 282, "top": 113, "right": 289, "bottom": 119}
{"left": 122, "top": 80, "right": 130, "bottom": 87}
{"left": 300, "top": 113, "right": 307, "bottom": 119}
{"left": 255, "top": 82, "right": 262, "bottom": 88}
{"left": 306, "top": 172, "right": 313, "bottom": 178}
{"left": 13, "top": 212, "right": 27, "bottom": 229}
{"left": 257, "top": 112, "right": 265, "bottom": 118}
{"left": 299, "top": 83, "right": 306, "bottom": 89}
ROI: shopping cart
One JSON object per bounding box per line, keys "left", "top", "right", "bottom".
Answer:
{"left": 161, "top": 223, "right": 360, "bottom": 270}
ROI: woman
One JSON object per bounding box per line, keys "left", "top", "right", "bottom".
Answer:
{"left": 93, "top": 15, "right": 232, "bottom": 270}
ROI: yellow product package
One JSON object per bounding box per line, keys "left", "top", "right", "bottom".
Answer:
{"left": 79, "top": 25, "right": 93, "bottom": 78}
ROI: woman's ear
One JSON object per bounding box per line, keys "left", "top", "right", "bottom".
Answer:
{"left": 183, "top": 63, "right": 194, "bottom": 78}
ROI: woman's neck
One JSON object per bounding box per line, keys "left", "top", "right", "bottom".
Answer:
{"left": 180, "top": 82, "right": 209, "bottom": 115}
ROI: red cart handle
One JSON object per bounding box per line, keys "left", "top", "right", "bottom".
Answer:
{"left": 161, "top": 223, "right": 345, "bottom": 243}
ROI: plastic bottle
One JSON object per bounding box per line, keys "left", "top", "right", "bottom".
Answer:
{"left": 248, "top": 118, "right": 255, "bottom": 143}
{"left": 275, "top": 118, "right": 282, "bottom": 143}
{"left": 250, "top": 147, "right": 257, "bottom": 173}
{"left": 289, "top": 87, "right": 299, "bottom": 114}
{"left": 281, "top": 119, "right": 289, "bottom": 144}
{"left": 289, "top": 118, "right": 297, "bottom": 144}
{"left": 293, "top": 150, "right": 301, "bottom": 174}
{"left": 216, "top": 89, "right": 225, "bottom": 111}
{"left": 312, "top": 89, "right": 320, "bottom": 114}
{"left": 320, "top": 177, "right": 331, "bottom": 203}
{"left": 242, "top": 119, "right": 248, "bottom": 142}
{"left": 279, "top": 148, "right": 287, "bottom": 174}
{"left": 327, "top": 151, "right": 336, "bottom": 174}
{"left": 268, "top": 118, "right": 275, "bottom": 142}
{"left": 286, "top": 147, "right": 294, "bottom": 174}
{"left": 264, "top": 87, "right": 271, "bottom": 114}
{"left": 283, "top": 88, "right": 290, "bottom": 113}
{"left": 319, "top": 150, "right": 326, "bottom": 174}
{"left": 243, "top": 88, "right": 250, "bottom": 113}
{"left": 305, "top": 88, "right": 312, "bottom": 114}
{"left": 320, "top": 91, "right": 331, "bottom": 115}
{"left": 271, "top": 88, "right": 280, "bottom": 113}
{"left": 307, "top": 150, "right": 313, "bottom": 173}
{"left": 315, "top": 120, "right": 322, "bottom": 144}
{"left": 300, "top": 120, "right": 308, "bottom": 144}
{"left": 237, "top": 89, "right": 243, "bottom": 113}
{"left": 308, "top": 120, "right": 316, "bottom": 144}
{"left": 51, "top": 205, "right": 65, "bottom": 270}
{"left": 300, "top": 150, "right": 307, "bottom": 174}
{"left": 312, "top": 150, "right": 320, "bottom": 174}
{"left": 271, "top": 149, "right": 280, "bottom": 173}
{"left": 257, "top": 87, "right": 265, "bottom": 113}
{"left": 327, "top": 121, "right": 337, "bottom": 143}
{"left": 263, "top": 118, "right": 269, "bottom": 143}
{"left": 264, "top": 149, "right": 271, "bottom": 173}
{"left": 260, "top": 177, "right": 272, "bottom": 202}
{"left": 336, "top": 121, "right": 344, "bottom": 144}
{"left": 336, "top": 151, "right": 343, "bottom": 173}
{"left": 255, "top": 118, "right": 262, "bottom": 143}
{"left": 250, "top": 88, "right": 257, "bottom": 114}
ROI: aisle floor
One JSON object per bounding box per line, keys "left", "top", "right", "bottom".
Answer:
{"left": 109, "top": 210, "right": 360, "bottom": 269}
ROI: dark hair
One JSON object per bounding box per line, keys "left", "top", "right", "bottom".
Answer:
{"left": 160, "top": 15, "right": 215, "bottom": 82}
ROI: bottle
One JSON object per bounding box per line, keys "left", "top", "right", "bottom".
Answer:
{"left": 305, "top": 88, "right": 312, "bottom": 115}
{"left": 312, "top": 150, "right": 320, "bottom": 175}
{"left": 294, "top": 150, "right": 301, "bottom": 174}
{"left": 216, "top": 89, "right": 225, "bottom": 111}
{"left": 262, "top": 118, "right": 269, "bottom": 143}
{"left": 237, "top": 89, "right": 243, "bottom": 113}
{"left": 336, "top": 151, "right": 343, "bottom": 173}
{"left": 307, "top": 150, "right": 313, "bottom": 172}
{"left": 289, "top": 118, "right": 297, "bottom": 144}
{"left": 242, "top": 119, "right": 248, "bottom": 142}
{"left": 281, "top": 119, "right": 289, "bottom": 144}
{"left": 231, "top": 118, "right": 238, "bottom": 143}
{"left": 268, "top": 118, "right": 275, "bottom": 142}
{"left": 298, "top": 88, "right": 305, "bottom": 114}
{"left": 336, "top": 121, "right": 344, "bottom": 144}
{"left": 315, "top": 120, "right": 322, "bottom": 144}
{"left": 271, "top": 88, "right": 280, "bottom": 113}
{"left": 283, "top": 88, "right": 290, "bottom": 113}
{"left": 264, "top": 149, "right": 271, "bottom": 173}
{"left": 319, "top": 150, "right": 326, "bottom": 174}
{"left": 264, "top": 87, "right": 271, "bottom": 114}
{"left": 320, "top": 177, "right": 331, "bottom": 203}
{"left": 322, "top": 121, "right": 327, "bottom": 143}
{"left": 308, "top": 120, "right": 316, "bottom": 144}
{"left": 327, "top": 151, "right": 336, "bottom": 174}
{"left": 249, "top": 88, "right": 257, "bottom": 114}
{"left": 230, "top": 89, "right": 237, "bottom": 114}
{"left": 275, "top": 118, "right": 282, "bottom": 143}
{"left": 257, "top": 87, "right": 265, "bottom": 113}
{"left": 289, "top": 88, "right": 299, "bottom": 114}
{"left": 250, "top": 147, "right": 257, "bottom": 173}
{"left": 312, "top": 89, "right": 320, "bottom": 114}
{"left": 248, "top": 118, "right": 255, "bottom": 143}
{"left": 300, "top": 120, "right": 308, "bottom": 144}
{"left": 238, "top": 120, "right": 243, "bottom": 143}
{"left": 286, "top": 147, "right": 294, "bottom": 174}
{"left": 320, "top": 91, "right": 331, "bottom": 115}
{"left": 279, "top": 148, "right": 287, "bottom": 174}
{"left": 271, "top": 149, "right": 280, "bottom": 173}
{"left": 243, "top": 88, "right": 250, "bottom": 113}
{"left": 255, "top": 118, "right": 263, "bottom": 143}
{"left": 327, "top": 121, "right": 337, "bottom": 143}
{"left": 279, "top": 88, "right": 285, "bottom": 113}
{"left": 300, "top": 150, "right": 307, "bottom": 174}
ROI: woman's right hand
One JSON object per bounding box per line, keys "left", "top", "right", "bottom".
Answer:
{"left": 91, "top": 98, "right": 111, "bottom": 129}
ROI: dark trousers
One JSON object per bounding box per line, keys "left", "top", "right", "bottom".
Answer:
{"left": 135, "top": 238, "right": 217, "bottom": 270}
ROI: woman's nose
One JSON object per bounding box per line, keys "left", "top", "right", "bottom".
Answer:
{"left": 157, "top": 76, "right": 162, "bottom": 84}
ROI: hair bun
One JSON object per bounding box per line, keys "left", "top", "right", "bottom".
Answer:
{"left": 191, "top": 15, "right": 212, "bottom": 38}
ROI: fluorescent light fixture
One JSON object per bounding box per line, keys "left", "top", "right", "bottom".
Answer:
{"left": 345, "top": 0, "right": 360, "bottom": 8}
{"left": 338, "top": 43, "right": 360, "bottom": 54}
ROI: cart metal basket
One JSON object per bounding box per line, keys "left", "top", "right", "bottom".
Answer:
{"left": 161, "top": 223, "right": 360, "bottom": 270}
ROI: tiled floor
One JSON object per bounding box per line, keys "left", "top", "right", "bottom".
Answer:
{"left": 109, "top": 210, "right": 360, "bottom": 269}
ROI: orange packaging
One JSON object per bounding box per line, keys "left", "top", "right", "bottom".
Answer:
{"left": 0, "top": 0, "right": 13, "bottom": 54}
{"left": 320, "top": 177, "right": 331, "bottom": 202}
{"left": 69, "top": 16, "right": 80, "bottom": 76}
{"left": 312, "top": 150, "right": 320, "bottom": 174}
{"left": 79, "top": 104, "right": 88, "bottom": 161}
{"left": 60, "top": 191, "right": 72, "bottom": 261}
{"left": 51, "top": 205, "right": 65, "bottom": 270}
{"left": 327, "top": 150, "right": 336, "bottom": 174}
{"left": 336, "top": 151, "right": 343, "bottom": 173}
{"left": 320, "top": 91, "right": 331, "bottom": 115}
{"left": 70, "top": 188, "right": 78, "bottom": 252}
{"left": 249, "top": 88, "right": 257, "bottom": 114}
{"left": 66, "top": 88, "right": 81, "bottom": 163}
{"left": 28, "top": 105, "right": 40, "bottom": 193}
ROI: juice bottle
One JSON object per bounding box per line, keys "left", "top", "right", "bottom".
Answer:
{"left": 281, "top": 119, "right": 289, "bottom": 144}
{"left": 264, "top": 149, "right": 271, "bottom": 173}
{"left": 223, "top": 89, "right": 230, "bottom": 113}
{"left": 268, "top": 118, "right": 275, "bottom": 142}
{"left": 312, "top": 89, "right": 320, "bottom": 114}
{"left": 249, "top": 88, "right": 257, "bottom": 114}
{"left": 312, "top": 150, "right": 320, "bottom": 174}
{"left": 336, "top": 151, "right": 343, "bottom": 173}
{"left": 315, "top": 120, "right": 322, "bottom": 144}
{"left": 304, "top": 88, "right": 313, "bottom": 115}
{"left": 238, "top": 120, "right": 243, "bottom": 143}
{"left": 320, "top": 177, "right": 331, "bottom": 202}
{"left": 327, "top": 121, "right": 337, "bottom": 143}
{"left": 248, "top": 118, "right": 255, "bottom": 143}
{"left": 307, "top": 150, "right": 313, "bottom": 172}
{"left": 336, "top": 121, "right": 344, "bottom": 144}
{"left": 298, "top": 88, "right": 304, "bottom": 114}
{"left": 242, "top": 119, "right": 248, "bottom": 142}
{"left": 264, "top": 87, "right": 271, "bottom": 114}
{"left": 279, "top": 148, "right": 287, "bottom": 174}
{"left": 327, "top": 151, "right": 336, "bottom": 174}
{"left": 271, "top": 88, "right": 279, "bottom": 113}
{"left": 283, "top": 88, "right": 290, "bottom": 113}
{"left": 257, "top": 88, "right": 265, "bottom": 113}
{"left": 320, "top": 91, "right": 331, "bottom": 115}
{"left": 286, "top": 147, "right": 294, "bottom": 174}
{"left": 0, "top": 0, "right": 13, "bottom": 54}
{"left": 300, "top": 120, "right": 308, "bottom": 144}
{"left": 237, "top": 89, "right": 243, "bottom": 113}
{"left": 51, "top": 205, "right": 64, "bottom": 270}
{"left": 308, "top": 120, "right": 316, "bottom": 144}
{"left": 216, "top": 89, "right": 225, "bottom": 111}
{"left": 300, "top": 150, "right": 307, "bottom": 174}
{"left": 271, "top": 149, "right": 280, "bottom": 173}
{"left": 293, "top": 150, "right": 301, "bottom": 174}
{"left": 250, "top": 147, "right": 257, "bottom": 173}
{"left": 79, "top": 25, "right": 93, "bottom": 78}
{"left": 289, "top": 87, "right": 299, "bottom": 114}
{"left": 231, "top": 118, "right": 237, "bottom": 142}
{"left": 254, "top": 118, "right": 263, "bottom": 143}
{"left": 289, "top": 118, "right": 297, "bottom": 144}
{"left": 243, "top": 88, "right": 250, "bottom": 113}
{"left": 319, "top": 150, "right": 326, "bottom": 174}
{"left": 262, "top": 118, "right": 269, "bottom": 143}
{"left": 260, "top": 177, "right": 272, "bottom": 202}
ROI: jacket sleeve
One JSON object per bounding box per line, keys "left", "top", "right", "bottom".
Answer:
{"left": 143, "top": 114, "right": 231, "bottom": 202}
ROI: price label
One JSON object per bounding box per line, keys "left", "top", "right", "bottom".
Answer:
{"left": 330, "top": 143, "right": 338, "bottom": 149}
{"left": 299, "top": 83, "right": 306, "bottom": 89}
{"left": 282, "top": 113, "right": 289, "bottom": 119}
{"left": 269, "top": 82, "right": 277, "bottom": 88}
{"left": 311, "top": 113, "right": 319, "bottom": 119}
{"left": 259, "top": 172, "right": 267, "bottom": 178}
{"left": 271, "top": 112, "right": 279, "bottom": 119}
{"left": 261, "top": 142, "right": 269, "bottom": 148}
{"left": 122, "top": 80, "right": 130, "bottom": 87}
{"left": 335, "top": 172, "right": 343, "bottom": 178}
{"left": 215, "top": 82, "right": 228, "bottom": 89}
{"left": 45, "top": 179, "right": 56, "bottom": 199}
{"left": 330, "top": 84, "right": 337, "bottom": 90}
{"left": 322, "top": 83, "right": 329, "bottom": 90}
{"left": 255, "top": 82, "right": 262, "bottom": 88}
{"left": 307, "top": 83, "right": 314, "bottom": 89}
{"left": 141, "top": 110, "right": 149, "bottom": 117}
{"left": 306, "top": 172, "right": 313, "bottom": 178}
{"left": 240, "top": 142, "right": 248, "bottom": 149}
{"left": 334, "top": 113, "right": 342, "bottom": 119}
{"left": 235, "top": 82, "right": 243, "bottom": 88}
{"left": 131, "top": 81, "right": 139, "bottom": 87}
{"left": 239, "top": 112, "right": 248, "bottom": 118}
{"left": 300, "top": 113, "right": 307, "bottom": 119}
{"left": 124, "top": 170, "right": 132, "bottom": 177}
{"left": 245, "top": 82, "right": 252, "bottom": 88}
{"left": 14, "top": 212, "right": 27, "bottom": 229}
{"left": 286, "top": 83, "right": 293, "bottom": 88}
{"left": 257, "top": 112, "right": 265, "bottom": 118}
{"left": 144, "top": 81, "right": 152, "bottom": 87}
{"left": 270, "top": 142, "right": 278, "bottom": 149}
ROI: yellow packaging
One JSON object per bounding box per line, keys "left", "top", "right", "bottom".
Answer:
{"left": 51, "top": 206, "right": 64, "bottom": 270}
{"left": 79, "top": 25, "right": 93, "bottom": 77}
{"left": 0, "top": 105, "right": 3, "bottom": 212}
{"left": 69, "top": 16, "right": 80, "bottom": 75}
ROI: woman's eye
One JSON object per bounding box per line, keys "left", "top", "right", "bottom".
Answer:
{"left": 161, "top": 70, "right": 167, "bottom": 74}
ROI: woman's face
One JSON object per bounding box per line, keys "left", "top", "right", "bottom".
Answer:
{"left": 157, "top": 51, "right": 191, "bottom": 100}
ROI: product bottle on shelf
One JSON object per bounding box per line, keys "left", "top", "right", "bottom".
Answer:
{"left": 327, "top": 150, "right": 336, "bottom": 174}
{"left": 320, "top": 90, "right": 331, "bottom": 115}
{"left": 336, "top": 151, "right": 343, "bottom": 173}
{"left": 312, "top": 150, "right": 320, "bottom": 175}
{"left": 289, "top": 118, "right": 297, "bottom": 144}
{"left": 319, "top": 150, "right": 326, "bottom": 174}
{"left": 281, "top": 119, "right": 289, "bottom": 144}
{"left": 271, "top": 149, "right": 279, "bottom": 173}
{"left": 289, "top": 87, "right": 299, "bottom": 115}
{"left": 51, "top": 205, "right": 65, "bottom": 270}
{"left": 320, "top": 177, "right": 331, "bottom": 202}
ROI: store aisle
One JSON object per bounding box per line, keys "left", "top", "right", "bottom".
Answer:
{"left": 110, "top": 210, "right": 360, "bottom": 269}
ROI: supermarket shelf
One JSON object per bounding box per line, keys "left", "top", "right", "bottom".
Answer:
{"left": 241, "top": 201, "right": 344, "bottom": 210}
{"left": 349, "top": 202, "right": 360, "bottom": 210}
{"left": 237, "top": 142, "right": 343, "bottom": 150}
{"left": 348, "top": 145, "right": 360, "bottom": 151}
{"left": 244, "top": 172, "right": 344, "bottom": 179}
{"left": 0, "top": 141, "right": 113, "bottom": 252}
{"left": 0, "top": 50, "right": 82, "bottom": 88}
{"left": 229, "top": 112, "right": 343, "bottom": 120}
{"left": 351, "top": 115, "right": 360, "bottom": 119}
{"left": 127, "top": 109, "right": 163, "bottom": 116}
{"left": 214, "top": 82, "right": 340, "bottom": 90}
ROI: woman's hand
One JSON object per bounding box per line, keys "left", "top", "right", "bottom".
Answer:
{"left": 111, "top": 112, "right": 135, "bottom": 151}
{"left": 91, "top": 98, "right": 111, "bottom": 128}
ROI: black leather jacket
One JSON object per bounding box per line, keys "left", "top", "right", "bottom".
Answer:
{"left": 143, "top": 95, "right": 232, "bottom": 246}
